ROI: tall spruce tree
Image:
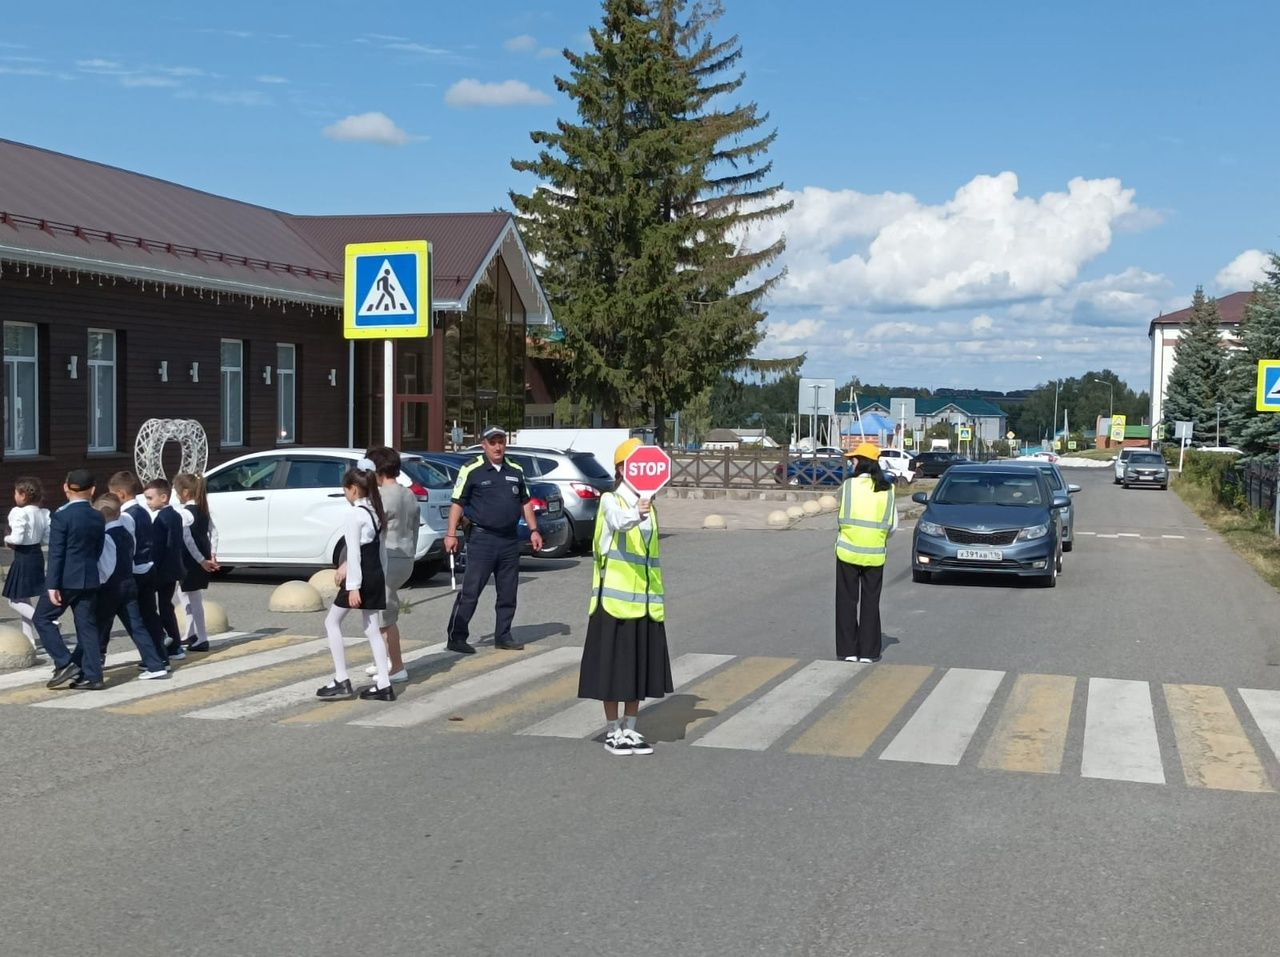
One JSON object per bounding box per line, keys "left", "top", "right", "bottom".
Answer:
{"left": 1161, "top": 287, "right": 1229, "bottom": 444}
{"left": 1221, "top": 253, "right": 1280, "bottom": 464}
{"left": 511, "top": 0, "right": 791, "bottom": 441}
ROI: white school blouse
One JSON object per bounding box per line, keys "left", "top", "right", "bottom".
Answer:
{"left": 5, "top": 505, "right": 51, "bottom": 547}
{"left": 342, "top": 499, "right": 386, "bottom": 593}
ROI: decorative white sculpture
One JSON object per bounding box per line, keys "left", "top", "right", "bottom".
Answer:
{"left": 134, "top": 418, "right": 210, "bottom": 481}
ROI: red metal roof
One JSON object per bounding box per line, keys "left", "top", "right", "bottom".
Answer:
{"left": 0, "top": 138, "right": 519, "bottom": 309}
{"left": 1147, "top": 290, "right": 1254, "bottom": 336}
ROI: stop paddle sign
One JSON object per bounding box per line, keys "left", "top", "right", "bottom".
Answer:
{"left": 621, "top": 445, "right": 672, "bottom": 497}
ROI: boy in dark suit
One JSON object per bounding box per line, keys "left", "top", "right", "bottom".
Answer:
{"left": 108, "top": 470, "right": 168, "bottom": 668}
{"left": 143, "top": 478, "right": 187, "bottom": 661}
{"left": 92, "top": 495, "right": 169, "bottom": 679}
{"left": 34, "top": 469, "right": 107, "bottom": 690}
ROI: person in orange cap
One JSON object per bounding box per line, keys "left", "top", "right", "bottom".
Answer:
{"left": 834, "top": 443, "right": 897, "bottom": 662}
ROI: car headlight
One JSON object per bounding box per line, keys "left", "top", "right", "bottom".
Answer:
{"left": 918, "top": 519, "right": 944, "bottom": 537}
{"left": 1017, "top": 522, "right": 1049, "bottom": 541}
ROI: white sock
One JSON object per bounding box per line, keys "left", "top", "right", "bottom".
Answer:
{"left": 184, "top": 590, "right": 207, "bottom": 641}
{"left": 324, "top": 604, "right": 350, "bottom": 682}
{"left": 622, "top": 715, "right": 637, "bottom": 732}
{"left": 607, "top": 718, "right": 621, "bottom": 735}
{"left": 362, "top": 611, "right": 391, "bottom": 689}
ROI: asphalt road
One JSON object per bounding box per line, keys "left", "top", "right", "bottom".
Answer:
{"left": 2, "top": 468, "right": 1279, "bottom": 956}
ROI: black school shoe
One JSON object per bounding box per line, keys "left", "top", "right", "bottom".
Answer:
{"left": 186, "top": 641, "right": 210, "bottom": 653}
{"left": 46, "top": 661, "right": 79, "bottom": 689}
{"left": 358, "top": 683, "right": 396, "bottom": 702}
{"left": 316, "top": 679, "right": 355, "bottom": 700}
{"left": 69, "top": 676, "right": 105, "bottom": 690}
{"left": 446, "top": 641, "right": 476, "bottom": 655}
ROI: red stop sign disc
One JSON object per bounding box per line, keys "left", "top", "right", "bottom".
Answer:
{"left": 621, "top": 445, "right": 672, "bottom": 496}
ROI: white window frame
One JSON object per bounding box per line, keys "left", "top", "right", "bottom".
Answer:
{"left": 87, "top": 328, "right": 117, "bottom": 453}
{"left": 276, "top": 342, "right": 296, "bottom": 445}
{"left": 221, "top": 338, "right": 244, "bottom": 447}
{"left": 3, "top": 321, "right": 39, "bottom": 457}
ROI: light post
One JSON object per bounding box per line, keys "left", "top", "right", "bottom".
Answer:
{"left": 1051, "top": 379, "right": 1060, "bottom": 450}
{"left": 1215, "top": 403, "right": 1222, "bottom": 447}
{"left": 1092, "top": 377, "right": 1114, "bottom": 418}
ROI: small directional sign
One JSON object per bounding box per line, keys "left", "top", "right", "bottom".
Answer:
{"left": 344, "top": 240, "right": 431, "bottom": 340}
{"left": 1257, "top": 359, "right": 1280, "bottom": 412}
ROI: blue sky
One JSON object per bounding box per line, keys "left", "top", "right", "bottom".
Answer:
{"left": 3, "top": 0, "right": 1278, "bottom": 397}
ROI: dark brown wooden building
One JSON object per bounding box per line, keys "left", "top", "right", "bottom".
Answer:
{"left": 0, "top": 139, "right": 550, "bottom": 499}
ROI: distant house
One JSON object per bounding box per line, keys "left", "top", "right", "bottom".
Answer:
{"left": 837, "top": 396, "right": 1008, "bottom": 445}
{"left": 1148, "top": 291, "right": 1251, "bottom": 425}
{"left": 701, "top": 427, "right": 778, "bottom": 450}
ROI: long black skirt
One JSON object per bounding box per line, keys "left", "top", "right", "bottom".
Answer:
{"left": 578, "top": 609, "right": 674, "bottom": 702}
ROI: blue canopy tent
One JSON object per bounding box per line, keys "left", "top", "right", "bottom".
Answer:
{"left": 842, "top": 412, "right": 896, "bottom": 441}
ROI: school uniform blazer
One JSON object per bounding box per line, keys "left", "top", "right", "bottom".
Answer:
{"left": 45, "top": 500, "right": 106, "bottom": 592}
{"left": 150, "top": 506, "right": 186, "bottom": 584}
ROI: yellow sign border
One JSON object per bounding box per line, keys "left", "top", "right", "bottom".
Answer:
{"left": 1256, "top": 359, "right": 1280, "bottom": 412}
{"left": 1109, "top": 413, "right": 1127, "bottom": 442}
{"left": 343, "top": 240, "right": 431, "bottom": 340}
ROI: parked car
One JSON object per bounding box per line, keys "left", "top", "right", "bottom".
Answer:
{"left": 1014, "top": 462, "right": 1081, "bottom": 551}
{"left": 774, "top": 455, "right": 849, "bottom": 487}
{"left": 877, "top": 447, "right": 916, "bottom": 482}
{"left": 910, "top": 464, "right": 1066, "bottom": 586}
{"left": 204, "top": 448, "right": 452, "bottom": 575}
{"left": 911, "top": 450, "right": 972, "bottom": 478}
{"left": 457, "top": 445, "right": 614, "bottom": 552}
{"left": 1121, "top": 450, "right": 1169, "bottom": 490}
{"left": 417, "top": 453, "right": 573, "bottom": 559}
{"left": 1112, "top": 447, "right": 1152, "bottom": 484}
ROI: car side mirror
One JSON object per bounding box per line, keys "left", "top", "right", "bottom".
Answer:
{"left": 1067, "top": 484, "right": 1081, "bottom": 494}
{"left": 1052, "top": 494, "right": 1070, "bottom": 509}
{"left": 911, "top": 491, "right": 929, "bottom": 505}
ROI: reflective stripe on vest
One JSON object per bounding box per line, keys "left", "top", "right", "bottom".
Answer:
{"left": 589, "top": 493, "right": 664, "bottom": 621}
{"left": 835, "top": 476, "right": 893, "bottom": 567}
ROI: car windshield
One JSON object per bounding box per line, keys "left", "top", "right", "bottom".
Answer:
{"left": 934, "top": 472, "right": 1045, "bottom": 506}
{"left": 1130, "top": 453, "right": 1164, "bottom": 465}
{"left": 570, "top": 452, "right": 612, "bottom": 479}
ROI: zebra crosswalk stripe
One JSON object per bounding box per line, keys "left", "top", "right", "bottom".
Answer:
{"left": 1080, "top": 677, "right": 1165, "bottom": 784}
{"left": 879, "top": 668, "right": 1005, "bottom": 766}
{"left": 1238, "top": 688, "right": 1280, "bottom": 764}
{"left": 978, "top": 673, "right": 1076, "bottom": 774}
{"left": 788, "top": 663, "right": 934, "bottom": 759}
{"left": 1163, "top": 683, "right": 1271, "bottom": 792}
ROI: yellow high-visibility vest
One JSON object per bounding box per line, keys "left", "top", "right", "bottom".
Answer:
{"left": 835, "top": 475, "right": 893, "bottom": 567}
{"left": 589, "top": 493, "right": 664, "bottom": 621}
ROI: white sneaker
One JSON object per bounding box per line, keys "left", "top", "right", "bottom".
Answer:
{"left": 138, "top": 670, "right": 170, "bottom": 680}
{"left": 622, "top": 729, "right": 653, "bottom": 755}
{"left": 366, "top": 665, "right": 410, "bottom": 683}
{"left": 843, "top": 656, "right": 860, "bottom": 662}
{"left": 604, "top": 730, "right": 632, "bottom": 755}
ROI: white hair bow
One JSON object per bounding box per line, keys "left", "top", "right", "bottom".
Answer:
{"left": 356, "top": 457, "right": 376, "bottom": 471}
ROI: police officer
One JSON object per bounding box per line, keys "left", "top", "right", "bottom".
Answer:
{"left": 443, "top": 426, "right": 542, "bottom": 653}
{"left": 834, "top": 443, "right": 897, "bottom": 663}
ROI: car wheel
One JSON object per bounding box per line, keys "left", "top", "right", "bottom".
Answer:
{"left": 535, "top": 536, "right": 572, "bottom": 559}
{"left": 1063, "top": 539, "right": 1073, "bottom": 552}
{"left": 1040, "top": 561, "right": 1058, "bottom": 588}
{"left": 1121, "top": 482, "right": 1129, "bottom": 489}
{"left": 1055, "top": 549, "right": 1063, "bottom": 573}
{"left": 911, "top": 568, "right": 932, "bottom": 584}
{"left": 1160, "top": 484, "right": 1168, "bottom": 491}
{"left": 415, "top": 560, "right": 441, "bottom": 581}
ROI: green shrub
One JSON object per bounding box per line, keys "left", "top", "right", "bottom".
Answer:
{"left": 1179, "top": 450, "right": 1245, "bottom": 509}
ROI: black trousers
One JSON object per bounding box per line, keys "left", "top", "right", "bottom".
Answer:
{"left": 34, "top": 588, "right": 101, "bottom": 679}
{"left": 155, "top": 579, "right": 181, "bottom": 646}
{"left": 835, "top": 561, "right": 884, "bottom": 660}
{"left": 446, "top": 529, "right": 520, "bottom": 646}
{"left": 132, "top": 572, "right": 168, "bottom": 663}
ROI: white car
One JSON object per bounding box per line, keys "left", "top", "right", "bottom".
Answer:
{"left": 1018, "top": 451, "right": 1061, "bottom": 464}
{"left": 204, "top": 447, "right": 452, "bottom": 573}
{"left": 877, "top": 447, "right": 916, "bottom": 482}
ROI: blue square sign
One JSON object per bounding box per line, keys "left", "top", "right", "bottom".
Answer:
{"left": 343, "top": 241, "right": 431, "bottom": 340}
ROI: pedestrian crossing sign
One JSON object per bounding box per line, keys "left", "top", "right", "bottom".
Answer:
{"left": 343, "top": 240, "right": 431, "bottom": 340}
{"left": 1257, "top": 360, "right": 1280, "bottom": 412}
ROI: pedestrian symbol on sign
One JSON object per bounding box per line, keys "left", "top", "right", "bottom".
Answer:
{"left": 358, "top": 260, "right": 414, "bottom": 315}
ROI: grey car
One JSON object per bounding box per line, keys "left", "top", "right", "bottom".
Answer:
{"left": 463, "top": 445, "right": 614, "bottom": 551}
{"left": 1017, "top": 462, "right": 1081, "bottom": 552}
{"left": 1121, "top": 450, "right": 1169, "bottom": 490}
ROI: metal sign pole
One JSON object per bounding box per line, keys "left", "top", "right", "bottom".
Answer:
{"left": 383, "top": 339, "right": 395, "bottom": 447}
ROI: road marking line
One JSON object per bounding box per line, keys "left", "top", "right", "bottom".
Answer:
{"left": 518, "top": 653, "right": 733, "bottom": 738}
{"left": 1080, "top": 677, "right": 1165, "bottom": 784}
{"left": 348, "top": 646, "right": 582, "bottom": 728}
{"left": 1076, "top": 531, "right": 1096, "bottom": 536}
{"left": 978, "top": 673, "right": 1076, "bottom": 774}
{"left": 1164, "top": 684, "right": 1272, "bottom": 793}
{"left": 1161, "top": 534, "right": 1186, "bottom": 539}
{"left": 789, "top": 664, "right": 933, "bottom": 758}
{"left": 1239, "top": 688, "right": 1280, "bottom": 758}
{"left": 31, "top": 635, "right": 321, "bottom": 711}
{"left": 1095, "top": 534, "right": 1120, "bottom": 539}
{"left": 0, "top": 631, "right": 251, "bottom": 693}
{"left": 692, "top": 660, "right": 860, "bottom": 752}
{"left": 643, "top": 656, "right": 799, "bottom": 742}
{"left": 880, "top": 668, "right": 1005, "bottom": 766}
{"left": 1117, "top": 533, "right": 1140, "bottom": 538}
{"left": 186, "top": 642, "right": 448, "bottom": 720}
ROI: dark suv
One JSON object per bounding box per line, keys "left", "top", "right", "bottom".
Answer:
{"left": 911, "top": 451, "right": 972, "bottom": 478}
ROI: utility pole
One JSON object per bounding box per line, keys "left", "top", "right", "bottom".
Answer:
{"left": 1092, "top": 377, "right": 1114, "bottom": 419}
{"left": 1215, "top": 403, "right": 1222, "bottom": 447}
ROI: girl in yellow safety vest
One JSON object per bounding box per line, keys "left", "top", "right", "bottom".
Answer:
{"left": 835, "top": 443, "right": 898, "bottom": 663}
{"left": 576, "top": 438, "right": 675, "bottom": 755}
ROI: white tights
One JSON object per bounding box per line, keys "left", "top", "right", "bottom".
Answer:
{"left": 175, "top": 589, "right": 208, "bottom": 642}
{"left": 7, "top": 599, "right": 36, "bottom": 648}
{"left": 324, "top": 603, "right": 391, "bottom": 689}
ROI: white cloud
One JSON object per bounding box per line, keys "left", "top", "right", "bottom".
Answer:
{"left": 255, "top": 74, "right": 289, "bottom": 84}
{"left": 1215, "top": 249, "right": 1270, "bottom": 292}
{"left": 386, "top": 41, "right": 452, "bottom": 56}
{"left": 445, "top": 78, "right": 552, "bottom": 108}
{"left": 765, "top": 318, "right": 826, "bottom": 344}
{"left": 503, "top": 34, "right": 538, "bottom": 53}
{"left": 322, "top": 111, "right": 411, "bottom": 146}
{"left": 76, "top": 58, "right": 125, "bottom": 73}
{"left": 120, "top": 75, "right": 180, "bottom": 88}
{"left": 758, "top": 172, "right": 1149, "bottom": 313}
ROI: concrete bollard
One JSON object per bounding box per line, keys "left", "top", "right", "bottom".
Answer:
{"left": 801, "top": 500, "right": 822, "bottom": 516}
{"left": 786, "top": 505, "right": 806, "bottom": 520}
{"left": 767, "top": 509, "right": 791, "bottom": 528}
{"left": 177, "top": 598, "right": 230, "bottom": 635}
{"left": 0, "top": 625, "right": 36, "bottom": 670}
{"left": 818, "top": 494, "right": 839, "bottom": 512}
{"left": 308, "top": 567, "right": 341, "bottom": 603}
{"left": 268, "top": 580, "right": 325, "bottom": 613}
{"left": 702, "top": 514, "right": 727, "bottom": 529}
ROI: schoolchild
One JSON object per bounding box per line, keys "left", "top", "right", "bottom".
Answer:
{"left": 171, "top": 473, "right": 219, "bottom": 653}
{"left": 3, "top": 476, "right": 51, "bottom": 648}
{"left": 577, "top": 439, "right": 674, "bottom": 755}
{"left": 91, "top": 495, "right": 169, "bottom": 679}
{"left": 357, "top": 446, "right": 419, "bottom": 684}
{"left": 316, "top": 460, "right": 395, "bottom": 702}
{"left": 143, "top": 478, "right": 188, "bottom": 661}
{"left": 33, "top": 469, "right": 106, "bottom": 690}
{"left": 107, "top": 470, "right": 167, "bottom": 668}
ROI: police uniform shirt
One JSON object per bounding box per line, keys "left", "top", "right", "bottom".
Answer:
{"left": 452, "top": 455, "right": 530, "bottom": 537}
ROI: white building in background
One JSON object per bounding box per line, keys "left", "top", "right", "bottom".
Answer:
{"left": 1148, "top": 290, "right": 1251, "bottom": 425}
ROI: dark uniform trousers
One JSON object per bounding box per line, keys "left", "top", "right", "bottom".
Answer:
{"left": 447, "top": 528, "right": 520, "bottom": 646}
{"left": 835, "top": 561, "right": 884, "bottom": 660}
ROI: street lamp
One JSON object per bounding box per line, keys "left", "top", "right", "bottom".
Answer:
{"left": 1051, "top": 379, "right": 1060, "bottom": 448}
{"left": 1091, "top": 378, "right": 1114, "bottom": 418}
{"left": 1216, "top": 403, "right": 1222, "bottom": 446}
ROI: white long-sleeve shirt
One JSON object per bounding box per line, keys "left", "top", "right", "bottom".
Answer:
{"left": 342, "top": 499, "right": 386, "bottom": 593}
{"left": 596, "top": 485, "right": 655, "bottom": 557}
{"left": 98, "top": 520, "right": 119, "bottom": 584}
{"left": 177, "top": 504, "right": 218, "bottom": 563}
{"left": 5, "top": 504, "right": 50, "bottom": 546}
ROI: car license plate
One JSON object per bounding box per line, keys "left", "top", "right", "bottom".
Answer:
{"left": 438, "top": 506, "right": 451, "bottom": 519}
{"left": 549, "top": 501, "right": 561, "bottom": 514}
{"left": 957, "top": 548, "right": 1002, "bottom": 561}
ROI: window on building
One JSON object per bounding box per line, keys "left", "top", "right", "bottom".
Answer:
{"left": 221, "top": 339, "right": 244, "bottom": 447}
{"left": 277, "top": 343, "right": 296, "bottom": 444}
{"left": 3, "top": 322, "right": 39, "bottom": 456}
{"left": 87, "top": 329, "right": 117, "bottom": 452}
